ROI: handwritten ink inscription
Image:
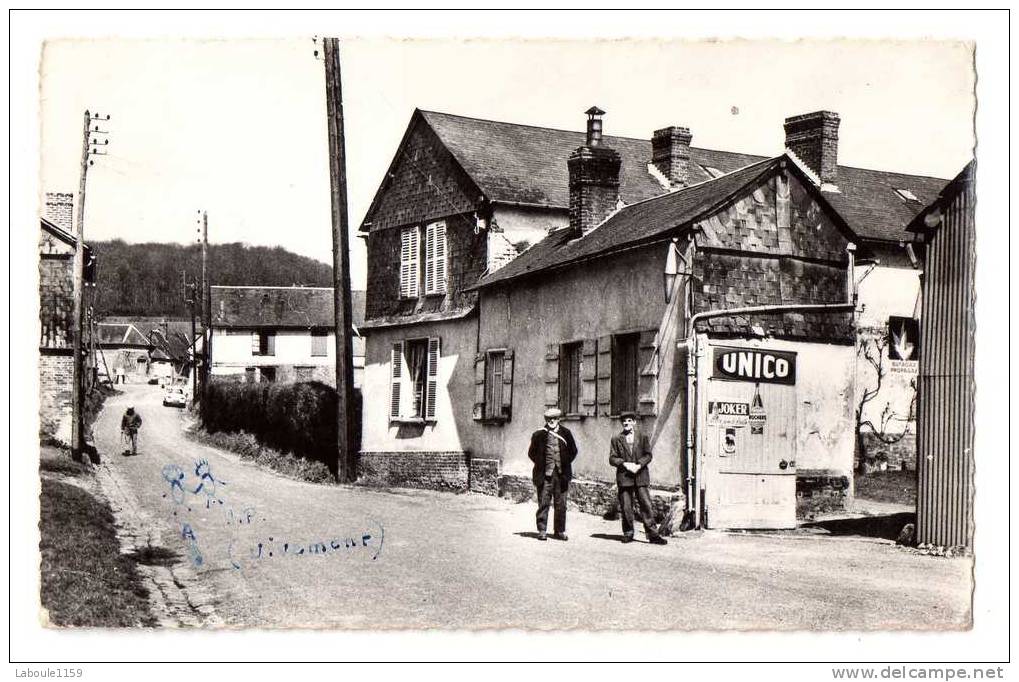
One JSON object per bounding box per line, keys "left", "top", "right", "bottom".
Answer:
{"left": 160, "top": 458, "right": 384, "bottom": 571}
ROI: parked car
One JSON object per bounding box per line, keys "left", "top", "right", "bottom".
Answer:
{"left": 163, "top": 386, "right": 187, "bottom": 408}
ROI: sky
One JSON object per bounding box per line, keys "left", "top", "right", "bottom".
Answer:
{"left": 38, "top": 37, "right": 975, "bottom": 289}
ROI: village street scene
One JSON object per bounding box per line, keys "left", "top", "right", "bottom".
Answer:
{"left": 27, "top": 31, "right": 984, "bottom": 644}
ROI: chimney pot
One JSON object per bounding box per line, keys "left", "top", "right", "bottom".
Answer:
{"left": 585, "top": 106, "right": 606, "bottom": 147}
{"left": 651, "top": 126, "right": 693, "bottom": 188}
{"left": 783, "top": 111, "right": 840, "bottom": 185}
{"left": 569, "top": 107, "right": 621, "bottom": 235}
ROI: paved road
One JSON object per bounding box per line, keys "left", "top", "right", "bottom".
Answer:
{"left": 94, "top": 384, "right": 972, "bottom": 630}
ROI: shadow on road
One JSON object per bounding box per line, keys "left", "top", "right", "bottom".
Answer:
{"left": 590, "top": 532, "right": 631, "bottom": 543}
{"left": 801, "top": 512, "right": 916, "bottom": 541}
{"left": 126, "top": 545, "right": 182, "bottom": 567}
{"left": 513, "top": 531, "right": 545, "bottom": 541}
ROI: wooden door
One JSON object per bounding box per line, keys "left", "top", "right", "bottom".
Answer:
{"left": 702, "top": 349, "right": 798, "bottom": 529}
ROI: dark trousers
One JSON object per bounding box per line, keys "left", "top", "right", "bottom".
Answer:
{"left": 536, "top": 474, "right": 567, "bottom": 534}
{"left": 619, "top": 485, "right": 660, "bottom": 539}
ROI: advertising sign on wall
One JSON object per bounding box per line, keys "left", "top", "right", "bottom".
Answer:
{"left": 712, "top": 347, "right": 797, "bottom": 385}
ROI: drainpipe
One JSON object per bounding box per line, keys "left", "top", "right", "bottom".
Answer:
{"left": 683, "top": 243, "right": 857, "bottom": 529}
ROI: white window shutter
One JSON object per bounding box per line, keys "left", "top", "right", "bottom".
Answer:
{"left": 434, "top": 221, "right": 447, "bottom": 293}
{"left": 251, "top": 332, "right": 260, "bottom": 355}
{"left": 473, "top": 352, "right": 486, "bottom": 421}
{"left": 425, "top": 337, "right": 440, "bottom": 420}
{"left": 400, "top": 227, "right": 420, "bottom": 298}
{"left": 501, "top": 349, "right": 514, "bottom": 419}
{"left": 425, "top": 222, "right": 436, "bottom": 294}
{"left": 390, "top": 341, "right": 403, "bottom": 419}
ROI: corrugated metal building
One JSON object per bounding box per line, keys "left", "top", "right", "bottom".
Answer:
{"left": 908, "top": 161, "right": 975, "bottom": 549}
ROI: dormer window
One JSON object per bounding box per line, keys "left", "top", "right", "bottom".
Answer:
{"left": 894, "top": 188, "right": 920, "bottom": 203}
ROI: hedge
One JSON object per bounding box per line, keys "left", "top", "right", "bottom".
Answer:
{"left": 201, "top": 380, "right": 361, "bottom": 474}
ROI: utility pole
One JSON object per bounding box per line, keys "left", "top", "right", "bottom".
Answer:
{"left": 322, "top": 37, "right": 357, "bottom": 482}
{"left": 200, "top": 210, "right": 211, "bottom": 407}
{"left": 70, "top": 110, "right": 109, "bottom": 459}
{"left": 184, "top": 270, "right": 198, "bottom": 402}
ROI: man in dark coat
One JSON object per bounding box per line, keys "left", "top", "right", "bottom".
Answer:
{"left": 609, "top": 411, "right": 667, "bottom": 545}
{"left": 527, "top": 408, "right": 578, "bottom": 541}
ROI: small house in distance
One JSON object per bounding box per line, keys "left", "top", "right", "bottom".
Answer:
{"left": 209, "top": 286, "right": 365, "bottom": 387}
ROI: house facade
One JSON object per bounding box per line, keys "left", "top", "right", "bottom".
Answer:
{"left": 39, "top": 192, "right": 95, "bottom": 442}
{"left": 357, "top": 107, "right": 949, "bottom": 526}
{"left": 209, "top": 286, "right": 365, "bottom": 387}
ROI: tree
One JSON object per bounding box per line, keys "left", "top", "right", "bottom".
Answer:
{"left": 855, "top": 328, "right": 917, "bottom": 471}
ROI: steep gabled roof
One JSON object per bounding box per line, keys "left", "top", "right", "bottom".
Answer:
{"left": 210, "top": 286, "right": 366, "bottom": 329}
{"left": 363, "top": 109, "right": 950, "bottom": 245}
{"left": 474, "top": 158, "right": 783, "bottom": 290}
{"left": 420, "top": 109, "right": 767, "bottom": 209}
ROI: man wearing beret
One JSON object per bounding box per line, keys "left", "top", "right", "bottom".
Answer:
{"left": 609, "top": 411, "right": 668, "bottom": 545}
{"left": 527, "top": 408, "right": 578, "bottom": 541}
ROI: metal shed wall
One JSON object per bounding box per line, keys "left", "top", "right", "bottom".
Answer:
{"left": 915, "top": 165, "right": 975, "bottom": 549}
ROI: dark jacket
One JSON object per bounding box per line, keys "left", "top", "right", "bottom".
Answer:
{"left": 121, "top": 411, "right": 142, "bottom": 433}
{"left": 527, "top": 425, "right": 578, "bottom": 488}
{"left": 609, "top": 431, "right": 652, "bottom": 488}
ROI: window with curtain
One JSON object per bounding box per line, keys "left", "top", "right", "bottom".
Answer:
{"left": 558, "top": 342, "right": 582, "bottom": 414}
{"left": 611, "top": 332, "right": 640, "bottom": 414}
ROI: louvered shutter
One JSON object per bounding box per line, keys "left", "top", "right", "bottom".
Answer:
{"left": 389, "top": 342, "right": 403, "bottom": 419}
{"left": 543, "top": 344, "right": 559, "bottom": 407}
{"left": 473, "top": 352, "right": 486, "bottom": 421}
{"left": 580, "top": 339, "right": 598, "bottom": 417}
{"left": 400, "top": 226, "right": 420, "bottom": 298}
{"left": 597, "top": 335, "right": 612, "bottom": 415}
{"left": 425, "top": 222, "right": 436, "bottom": 294}
{"left": 266, "top": 331, "right": 276, "bottom": 357}
{"left": 433, "top": 221, "right": 447, "bottom": 293}
{"left": 637, "top": 330, "right": 659, "bottom": 416}
{"left": 251, "top": 332, "right": 260, "bottom": 355}
{"left": 425, "top": 337, "right": 440, "bottom": 420}
{"left": 501, "top": 350, "right": 514, "bottom": 419}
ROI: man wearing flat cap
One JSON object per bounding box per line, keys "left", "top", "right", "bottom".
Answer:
{"left": 609, "top": 411, "right": 668, "bottom": 545}
{"left": 527, "top": 407, "right": 578, "bottom": 541}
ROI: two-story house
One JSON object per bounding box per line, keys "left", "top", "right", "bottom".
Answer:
{"left": 209, "top": 286, "right": 365, "bottom": 387}
{"left": 358, "top": 107, "right": 949, "bottom": 525}
{"left": 39, "top": 192, "right": 95, "bottom": 442}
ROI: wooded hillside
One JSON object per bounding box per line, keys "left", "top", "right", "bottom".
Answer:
{"left": 90, "top": 240, "right": 333, "bottom": 317}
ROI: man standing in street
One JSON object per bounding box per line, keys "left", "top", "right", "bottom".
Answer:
{"left": 527, "top": 408, "right": 578, "bottom": 541}
{"left": 609, "top": 412, "right": 668, "bottom": 545}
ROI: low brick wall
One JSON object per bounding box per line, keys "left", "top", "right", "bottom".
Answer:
{"left": 796, "top": 470, "right": 850, "bottom": 517}
{"left": 468, "top": 457, "right": 500, "bottom": 496}
{"left": 357, "top": 451, "right": 468, "bottom": 491}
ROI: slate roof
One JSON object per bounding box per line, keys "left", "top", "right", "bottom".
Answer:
{"left": 475, "top": 158, "right": 781, "bottom": 290}
{"left": 95, "top": 323, "right": 150, "bottom": 346}
{"left": 210, "top": 286, "right": 366, "bottom": 329}
{"left": 419, "top": 109, "right": 767, "bottom": 209}
{"left": 412, "top": 110, "right": 948, "bottom": 244}
{"left": 101, "top": 317, "right": 199, "bottom": 360}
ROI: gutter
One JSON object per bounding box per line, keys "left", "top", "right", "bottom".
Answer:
{"left": 682, "top": 243, "right": 858, "bottom": 529}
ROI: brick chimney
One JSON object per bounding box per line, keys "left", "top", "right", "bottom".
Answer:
{"left": 568, "top": 107, "right": 622, "bottom": 235}
{"left": 783, "top": 111, "right": 840, "bottom": 186}
{"left": 651, "top": 126, "right": 693, "bottom": 188}
{"left": 44, "top": 192, "right": 74, "bottom": 231}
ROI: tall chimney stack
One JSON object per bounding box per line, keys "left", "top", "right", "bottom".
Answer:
{"left": 568, "top": 107, "right": 622, "bottom": 236}
{"left": 44, "top": 192, "right": 74, "bottom": 231}
{"left": 651, "top": 126, "right": 693, "bottom": 189}
{"left": 783, "top": 111, "right": 840, "bottom": 186}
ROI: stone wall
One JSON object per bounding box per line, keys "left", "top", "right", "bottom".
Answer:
{"left": 357, "top": 451, "right": 469, "bottom": 492}
{"left": 468, "top": 457, "right": 500, "bottom": 496}
{"left": 796, "top": 469, "right": 850, "bottom": 517}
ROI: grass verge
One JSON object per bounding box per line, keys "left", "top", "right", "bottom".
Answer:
{"left": 855, "top": 469, "right": 918, "bottom": 505}
{"left": 39, "top": 477, "right": 156, "bottom": 627}
{"left": 187, "top": 428, "right": 335, "bottom": 485}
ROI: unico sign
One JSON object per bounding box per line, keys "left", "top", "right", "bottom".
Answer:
{"left": 712, "top": 347, "right": 797, "bottom": 385}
